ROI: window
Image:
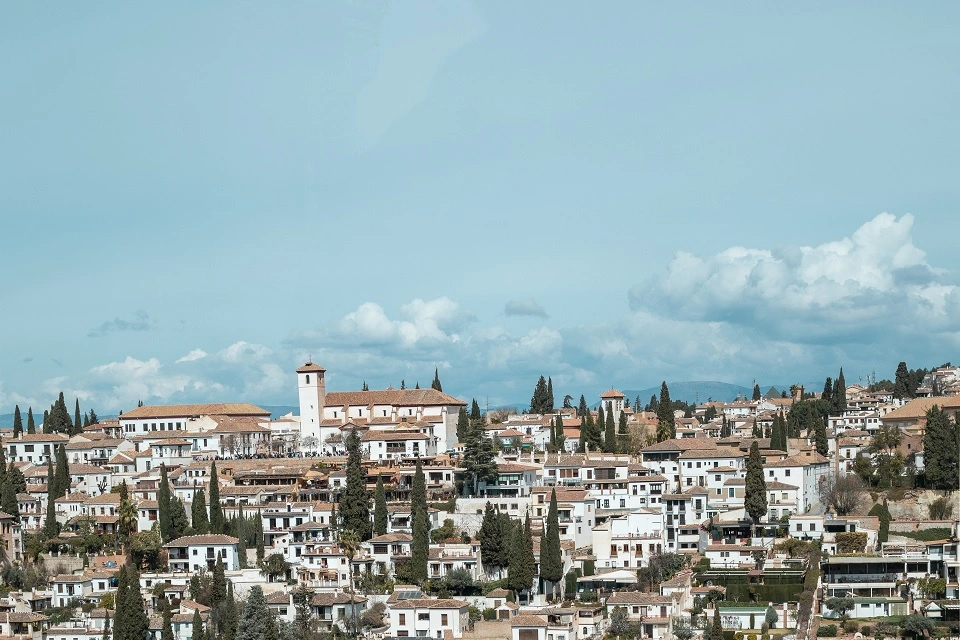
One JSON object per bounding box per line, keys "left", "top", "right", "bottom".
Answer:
{"left": 418, "top": 613, "right": 430, "bottom": 621}
{"left": 398, "top": 614, "right": 406, "bottom": 625}
{"left": 785, "top": 470, "right": 791, "bottom": 477}
{"left": 441, "top": 614, "right": 448, "bottom": 625}
{"left": 728, "top": 488, "right": 734, "bottom": 497}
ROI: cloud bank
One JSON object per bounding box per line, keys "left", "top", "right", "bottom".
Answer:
{"left": 6, "top": 214, "right": 955, "bottom": 414}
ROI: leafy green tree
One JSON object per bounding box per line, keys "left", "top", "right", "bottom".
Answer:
{"left": 26, "top": 407, "right": 35, "bottom": 434}
{"left": 236, "top": 586, "right": 273, "bottom": 640}
{"left": 159, "top": 464, "right": 172, "bottom": 542}
{"left": 209, "top": 462, "right": 225, "bottom": 534}
{"left": 410, "top": 460, "right": 429, "bottom": 584}
{"left": 431, "top": 368, "right": 443, "bottom": 392}
{"left": 744, "top": 441, "right": 768, "bottom": 533}
{"left": 578, "top": 394, "right": 588, "bottom": 419}
{"left": 656, "top": 382, "right": 675, "bottom": 441}
{"left": 900, "top": 614, "right": 934, "bottom": 639}
{"left": 540, "top": 489, "right": 562, "bottom": 598}
{"left": 338, "top": 429, "right": 371, "bottom": 540}
{"left": 12, "top": 405, "right": 23, "bottom": 437}
{"left": 922, "top": 405, "right": 960, "bottom": 490}
{"left": 373, "top": 475, "right": 388, "bottom": 536}
{"left": 192, "top": 487, "right": 209, "bottom": 534}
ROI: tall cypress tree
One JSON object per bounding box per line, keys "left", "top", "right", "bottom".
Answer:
{"left": 1, "top": 481, "right": 20, "bottom": 519}
{"left": 74, "top": 399, "right": 82, "bottom": 435}
{"left": 711, "top": 607, "right": 723, "bottom": 640}
{"left": 744, "top": 441, "right": 768, "bottom": 536}
{"left": 44, "top": 458, "right": 58, "bottom": 538}
{"left": 192, "top": 610, "right": 206, "bottom": 640}
{"left": 192, "top": 487, "right": 209, "bottom": 534}
{"left": 119, "top": 566, "right": 149, "bottom": 640}
{"left": 431, "top": 368, "right": 443, "bottom": 392}
{"left": 922, "top": 405, "right": 960, "bottom": 490}
{"left": 53, "top": 444, "right": 70, "bottom": 498}
{"left": 208, "top": 462, "right": 224, "bottom": 534}
{"left": 893, "top": 361, "right": 912, "bottom": 399}
{"left": 211, "top": 551, "right": 227, "bottom": 607}
{"left": 0, "top": 447, "right": 6, "bottom": 488}
{"left": 255, "top": 510, "right": 265, "bottom": 565}
{"left": 159, "top": 464, "right": 172, "bottom": 542}
{"left": 338, "top": 429, "right": 371, "bottom": 540}
{"left": 656, "top": 382, "right": 675, "bottom": 442}
{"left": 540, "top": 489, "right": 562, "bottom": 598}
{"left": 834, "top": 368, "right": 847, "bottom": 415}
{"left": 170, "top": 496, "right": 189, "bottom": 541}
{"left": 12, "top": 405, "right": 22, "bottom": 437}
{"left": 410, "top": 460, "right": 429, "bottom": 584}
{"left": 478, "top": 502, "right": 505, "bottom": 578}
{"left": 577, "top": 395, "right": 588, "bottom": 420}
{"left": 812, "top": 413, "right": 828, "bottom": 456}
{"left": 595, "top": 405, "right": 605, "bottom": 449}
{"left": 114, "top": 566, "right": 129, "bottom": 640}
{"left": 546, "top": 377, "right": 554, "bottom": 413}
{"left": 508, "top": 514, "right": 535, "bottom": 594}
{"left": 456, "top": 406, "right": 469, "bottom": 444}
{"left": 752, "top": 384, "right": 762, "bottom": 401}
{"left": 26, "top": 407, "right": 35, "bottom": 434}
{"left": 373, "top": 475, "right": 388, "bottom": 536}
{"left": 161, "top": 605, "right": 174, "bottom": 640}
{"left": 604, "top": 406, "right": 616, "bottom": 453}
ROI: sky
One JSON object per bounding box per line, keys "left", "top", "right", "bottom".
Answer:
{"left": 1, "top": 2, "right": 958, "bottom": 415}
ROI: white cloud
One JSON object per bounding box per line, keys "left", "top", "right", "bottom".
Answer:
{"left": 504, "top": 298, "right": 549, "bottom": 318}
{"left": 176, "top": 348, "right": 208, "bottom": 363}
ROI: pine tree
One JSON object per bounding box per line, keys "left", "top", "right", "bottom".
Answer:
{"left": 88, "top": 409, "right": 99, "bottom": 425}
{"left": 338, "top": 429, "right": 371, "bottom": 540}
{"left": 604, "top": 406, "right": 616, "bottom": 453}
{"left": 410, "top": 460, "right": 429, "bottom": 584}
{"left": 208, "top": 462, "right": 224, "bottom": 534}
{"left": 192, "top": 487, "right": 209, "bottom": 534}
{"left": 893, "top": 361, "right": 912, "bottom": 399}
{"left": 26, "top": 407, "right": 35, "bottom": 434}
{"left": 74, "top": 399, "right": 82, "bottom": 435}
{"left": 53, "top": 444, "right": 70, "bottom": 499}
{"left": 192, "top": 609, "right": 206, "bottom": 640}
{"left": 236, "top": 586, "right": 272, "bottom": 640}
{"left": 656, "top": 382, "right": 675, "bottom": 442}
{"left": 922, "top": 405, "right": 960, "bottom": 490}
{"left": 373, "top": 475, "right": 388, "bottom": 536}
{"left": 540, "top": 489, "right": 562, "bottom": 597}
{"left": 159, "top": 464, "right": 172, "bottom": 542}
{"left": 531, "top": 376, "right": 550, "bottom": 414}
{"left": 834, "top": 368, "right": 847, "bottom": 415}
{"left": 744, "top": 441, "right": 768, "bottom": 535}
{"left": 13, "top": 405, "right": 22, "bottom": 437}
{"left": 400, "top": 379, "right": 405, "bottom": 390}
{"left": 431, "top": 368, "right": 443, "bottom": 392}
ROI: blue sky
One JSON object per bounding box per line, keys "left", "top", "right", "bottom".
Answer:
{"left": 2, "top": 2, "right": 958, "bottom": 414}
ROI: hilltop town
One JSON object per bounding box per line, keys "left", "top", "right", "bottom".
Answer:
{"left": 0, "top": 362, "right": 957, "bottom": 640}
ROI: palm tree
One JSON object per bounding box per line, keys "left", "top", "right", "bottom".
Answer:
{"left": 339, "top": 528, "right": 361, "bottom": 638}
{"left": 118, "top": 498, "right": 138, "bottom": 550}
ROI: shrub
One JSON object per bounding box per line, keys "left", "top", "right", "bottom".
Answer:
{"left": 842, "top": 620, "right": 858, "bottom": 633}
{"left": 761, "top": 622, "right": 770, "bottom": 634}
{"left": 817, "top": 624, "right": 838, "bottom": 637}
{"left": 835, "top": 532, "right": 867, "bottom": 554}
{"left": 928, "top": 496, "right": 953, "bottom": 520}
{"left": 482, "top": 608, "right": 496, "bottom": 621}
{"left": 860, "top": 626, "right": 872, "bottom": 637}
{"left": 748, "top": 634, "right": 758, "bottom": 640}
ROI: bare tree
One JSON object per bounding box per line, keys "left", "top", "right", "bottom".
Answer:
{"left": 818, "top": 473, "right": 864, "bottom": 515}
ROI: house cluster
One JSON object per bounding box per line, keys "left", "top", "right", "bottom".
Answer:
{"left": 1, "top": 363, "right": 958, "bottom": 640}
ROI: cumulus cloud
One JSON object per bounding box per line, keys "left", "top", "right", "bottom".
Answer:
{"left": 629, "top": 213, "right": 959, "bottom": 344}
{"left": 88, "top": 310, "right": 153, "bottom": 338}
{"left": 504, "top": 298, "right": 549, "bottom": 318}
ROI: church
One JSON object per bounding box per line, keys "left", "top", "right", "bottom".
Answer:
{"left": 296, "top": 361, "right": 467, "bottom": 456}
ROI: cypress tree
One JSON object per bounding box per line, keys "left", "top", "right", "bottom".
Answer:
{"left": 53, "top": 444, "right": 69, "bottom": 498}
{"left": 159, "top": 464, "right": 172, "bottom": 542}
{"left": 114, "top": 566, "right": 129, "bottom": 640}
{"left": 44, "top": 459, "right": 58, "bottom": 538}
{"left": 208, "top": 462, "right": 224, "bottom": 534}
{"left": 893, "top": 361, "right": 912, "bottom": 399}
{"left": 1, "top": 481, "right": 19, "bottom": 519}
{"left": 577, "top": 395, "right": 588, "bottom": 420}
{"left": 456, "top": 406, "right": 469, "bottom": 443}
{"left": 431, "top": 368, "right": 442, "bottom": 392}
{"left": 8, "top": 462, "right": 25, "bottom": 494}
{"left": 410, "top": 460, "right": 429, "bottom": 584}
{"left": 338, "top": 429, "right": 371, "bottom": 540}
{"left": 744, "top": 441, "right": 768, "bottom": 536}
{"left": 752, "top": 384, "right": 762, "bottom": 401}
{"left": 102, "top": 612, "right": 110, "bottom": 640}
{"left": 222, "top": 582, "right": 239, "bottom": 640}
{"left": 656, "top": 382, "right": 675, "bottom": 442}
{"left": 13, "top": 405, "right": 22, "bottom": 437}
{"left": 834, "top": 368, "right": 847, "bottom": 415}
{"left": 471, "top": 398, "right": 482, "bottom": 422}
{"left": 255, "top": 510, "right": 265, "bottom": 564}
{"left": 192, "top": 609, "right": 206, "bottom": 640}
{"left": 812, "top": 413, "right": 828, "bottom": 456}
{"left": 161, "top": 605, "right": 174, "bottom": 640}
{"left": 546, "top": 377, "right": 554, "bottom": 413}
{"left": 42, "top": 410, "right": 50, "bottom": 434}
{"left": 822, "top": 377, "right": 833, "bottom": 403}
{"left": 596, "top": 405, "right": 605, "bottom": 449}
{"left": 508, "top": 514, "right": 535, "bottom": 594}
{"left": 192, "top": 487, "right": 209, "bottom": 534}
{"left": 373, "top": 475, "right": 388, "bottom": 536}
{"left": 531, "top": 376, "right": 549, "bottom": 414}
{"left": 119, "top": 566, "right": 149, "bottom": 640}
{"left": 922, "top": 405, "right": 960, "bottom": 490}
{"left": 711, "top": 607, "right": 723, "bottom": 640}
{"left": 604, "top": 406, "right": 616, "bottom": 453}
{"left": 478, "top": 502, "right": 505, "bottom": 576}
{"left": 74, "top": 399, "right": 82, "bottom": 435}
{"left": 170, "top": 496, "right": 189, "bottom": 541}
{"left": 211, "top": 551, "right": 227, "bottom": 607}
{"left": 540, "top": 489, "right": 562, "bottom": 597}
{"left": 26, "top": 407, "right": 35, "bottom": 434}
{"left": 0, "top": 446, "right": 6, "bottom": 488}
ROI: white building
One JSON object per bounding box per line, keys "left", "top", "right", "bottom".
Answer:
{"left": 163, "top": 534, "right": 240, "bottom": 572}
{"left": 387, "top": 598, "right": 470, "bottom": 639}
